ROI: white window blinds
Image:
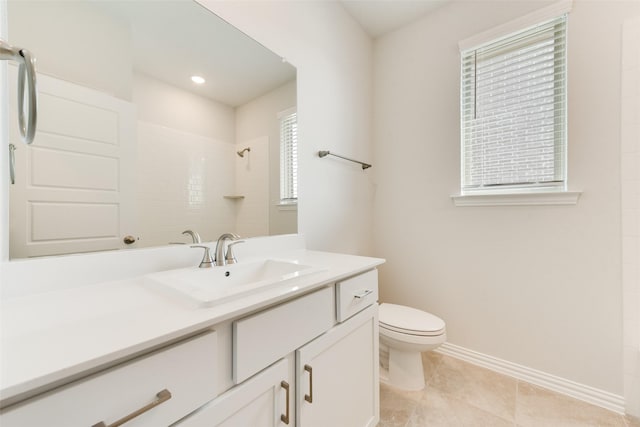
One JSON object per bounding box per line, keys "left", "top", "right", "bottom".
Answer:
{"left": 279, "top": 109, "right": 298, "bottom": 201}
{"left": 461, "top": 15, "right": 567, "bottom": 193}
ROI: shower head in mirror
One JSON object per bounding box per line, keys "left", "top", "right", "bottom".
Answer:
{"left": 237, "top": 147, "right": 251, "bottom": 157}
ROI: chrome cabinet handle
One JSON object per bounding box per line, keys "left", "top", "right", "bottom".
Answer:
{"left": 1, "top": 39, "right": 37, "bottom": 145}
{"left": 9, "top": 144, "right": 16, "bottom": 185}
{"left": 280, "top": 381, "right": 290, "bottom": 424}
{"left": 92, "top": 389, "right": 172, "bottom": 427}
{"left": 353, "top": 289, "right": 373, "bottom": 299}
{"left": 304, "top": 364, "right": 313, "bottom": 403}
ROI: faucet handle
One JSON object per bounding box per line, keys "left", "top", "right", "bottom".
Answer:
{"left": 225, "top": 240, "right": 244, "bottom": 265}
{"left": 191, "top": 245, "right": 214, "bottom": 268}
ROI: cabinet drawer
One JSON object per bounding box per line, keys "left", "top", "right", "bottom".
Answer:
{"left": 233, "top": 287, "right": 334, "bottom": 384}
{"left": 1, "top": 331, "right": 217, "bottom": 427}
{"left": 336, "top": 269, "right": 378, "bottom": 322}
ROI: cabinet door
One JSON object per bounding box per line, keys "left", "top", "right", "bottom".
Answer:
{"left": 296, "top": 304, "right": 379, "bottom": 427}
{"left": 174, "top": 358, "right": 291, "bottom": 427}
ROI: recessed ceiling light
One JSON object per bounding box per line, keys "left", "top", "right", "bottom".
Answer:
{"left": 191, "top": 75, "right": 205, "bottom": 84}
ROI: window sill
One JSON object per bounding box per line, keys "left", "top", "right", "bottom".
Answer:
{"left": 277, "top": 201, "right": 298, "bottom": 211}
{"left": 451, "top": 191, "right": 582, "bottom": 207}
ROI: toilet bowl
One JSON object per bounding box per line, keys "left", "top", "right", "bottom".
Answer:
{"left": 379, "top": 303, "right": 446, "bottom": 391}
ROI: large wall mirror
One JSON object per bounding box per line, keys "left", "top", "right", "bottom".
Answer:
{"left": 6, "top": 0, "right": 297, "bottom": 259}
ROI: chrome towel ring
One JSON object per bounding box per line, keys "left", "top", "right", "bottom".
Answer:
{"left": 1, "top": 39, "right": 37, "bottom": 145}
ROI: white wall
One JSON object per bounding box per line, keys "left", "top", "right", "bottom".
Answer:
{"left": 235, "top": 80, "right": 297, "bottom": 236}
{"left": 7, "top": 1, "right": 132, "bottom": 100}
{"left": 621, "top": 17, "right": 640, "bottom": 417}
{"left": 373, "top": 0, "right": 639, "bottom": 397}
{"left": 133, "top": 72, "right": 236, "bottom": 143}
{"left": 199, "top": 0, "right": 374, "bottom": 255}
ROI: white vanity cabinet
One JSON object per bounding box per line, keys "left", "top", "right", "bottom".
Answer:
{"left": 177, "top": 269, "right": 379, "bottom": 427}
{"left": 0, "top": 267, "right": 380, "bottom": 427}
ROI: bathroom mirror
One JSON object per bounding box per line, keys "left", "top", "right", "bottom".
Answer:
{"left": 6, "top": 0, "right": 297, "bottom": 259}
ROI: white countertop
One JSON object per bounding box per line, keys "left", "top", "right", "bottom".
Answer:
{"left": 0, "top": 249, "right": 384, "bottom": 407}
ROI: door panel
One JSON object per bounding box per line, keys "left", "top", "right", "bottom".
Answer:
{"left": 8, "top": 66, "right": 136, "bottom": 257}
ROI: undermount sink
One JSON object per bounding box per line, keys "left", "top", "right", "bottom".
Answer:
{"left": 144, "top": 259, "right": 323, "bottom": 307}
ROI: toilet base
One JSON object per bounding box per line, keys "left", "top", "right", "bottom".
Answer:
{"left": 381, "top": 347, "right": 426, "bottom": 391}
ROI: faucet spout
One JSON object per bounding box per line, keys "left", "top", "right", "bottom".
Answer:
{"left": 214, "top": 233, "right": 241, "bottom": 266}
{"left": 182, "top": 230, "right": 201, "bottom": 244}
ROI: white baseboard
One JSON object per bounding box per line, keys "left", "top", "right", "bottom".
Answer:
{"left": 435, "top": 342, "right": 625, "bottom": 414}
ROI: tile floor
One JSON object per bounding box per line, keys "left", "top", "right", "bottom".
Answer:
{"left": 379, "top": 352, "right": 640, "bottom": 427}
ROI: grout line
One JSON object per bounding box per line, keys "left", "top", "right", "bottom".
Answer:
{"left": 404, "top": 403, "right": 416, "bottom": 427}
{"left": 427, "top": 353, "right": 518, "bottom": 425}
{"left": 515, "top": 380, "right": 520, "bottom": 426}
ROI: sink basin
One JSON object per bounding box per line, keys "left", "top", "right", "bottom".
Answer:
{"left": 144, "top": 259, "right": 323, "bottom": 307}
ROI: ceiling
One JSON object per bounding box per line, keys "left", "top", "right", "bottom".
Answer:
{"left": 78, "top": 0, "right": 445, "bottom": 106}
{"left": 94, "top": 0, "right": 295, "bottom": 107}
{"left": 339, "top": 0, "right": 449, "bottom": 38}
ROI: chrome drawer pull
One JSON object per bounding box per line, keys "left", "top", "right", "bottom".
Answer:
{"left": 92, "top": 388, "right": 172, "bottom": 427}
{"left": 353, "top": 289, "right": 373, "bottom": 299}
{"left": 280, "top": 380, "right": 290, "bottom": 424}
{"left": 304, "top": 364, "right": 313, "bottom": 403}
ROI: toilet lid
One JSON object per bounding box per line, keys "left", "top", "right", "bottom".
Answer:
{"left": 379, "top": 303, "right": 445, "bottom": 336}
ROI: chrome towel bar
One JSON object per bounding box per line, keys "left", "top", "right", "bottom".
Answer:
{"left": 318, "top": 150, "right": 371, "bottom": 170}
{"left": 1, "top": 39, "right": 37, "bottom": 145}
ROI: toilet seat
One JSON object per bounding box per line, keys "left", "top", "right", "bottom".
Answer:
{"left": 379, "top": 303, "right": 445, "bottom": 336}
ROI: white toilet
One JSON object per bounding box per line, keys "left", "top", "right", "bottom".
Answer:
{"left": 379, "top": 303, "right": 446, "bottom": 391}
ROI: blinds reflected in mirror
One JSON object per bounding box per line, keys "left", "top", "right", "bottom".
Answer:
{"left": 279, "top": 108, "right": 298, "bottom": 202}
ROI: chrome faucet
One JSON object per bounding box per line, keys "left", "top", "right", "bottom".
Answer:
{"left": 214, "top": 233, "right": 243, "bottom": 266}
{"left": 182, "top": 230, "right": 201, "bottom": 244}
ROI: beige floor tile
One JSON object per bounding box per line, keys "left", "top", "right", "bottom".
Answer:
{"left": 625, "top": 415, "right": 640, "bottom": 427}
{"left": 515, "top": 382, "right": 627, "bottom": 427}
{"left": 428, "top": 355, "right": 518, "bottom": 422}
{"left": 422, "top": 351, "right": 443, "bottom": 384}
{"left": 407, "top": 385, "right": 515, "bottom": 427}
{"left": 379, "top": 382, "right": 425, "bottom": 427}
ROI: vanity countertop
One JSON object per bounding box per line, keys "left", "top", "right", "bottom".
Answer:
{"left": 0, "top": 249, "right": 384, "bottom": 408}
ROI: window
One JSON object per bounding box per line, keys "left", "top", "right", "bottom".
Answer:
{"left": 460, "top": 15, "right": 567, "bottom": 195}
{"left": 279, "top": 108, "right": 298, "bottom": 203}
